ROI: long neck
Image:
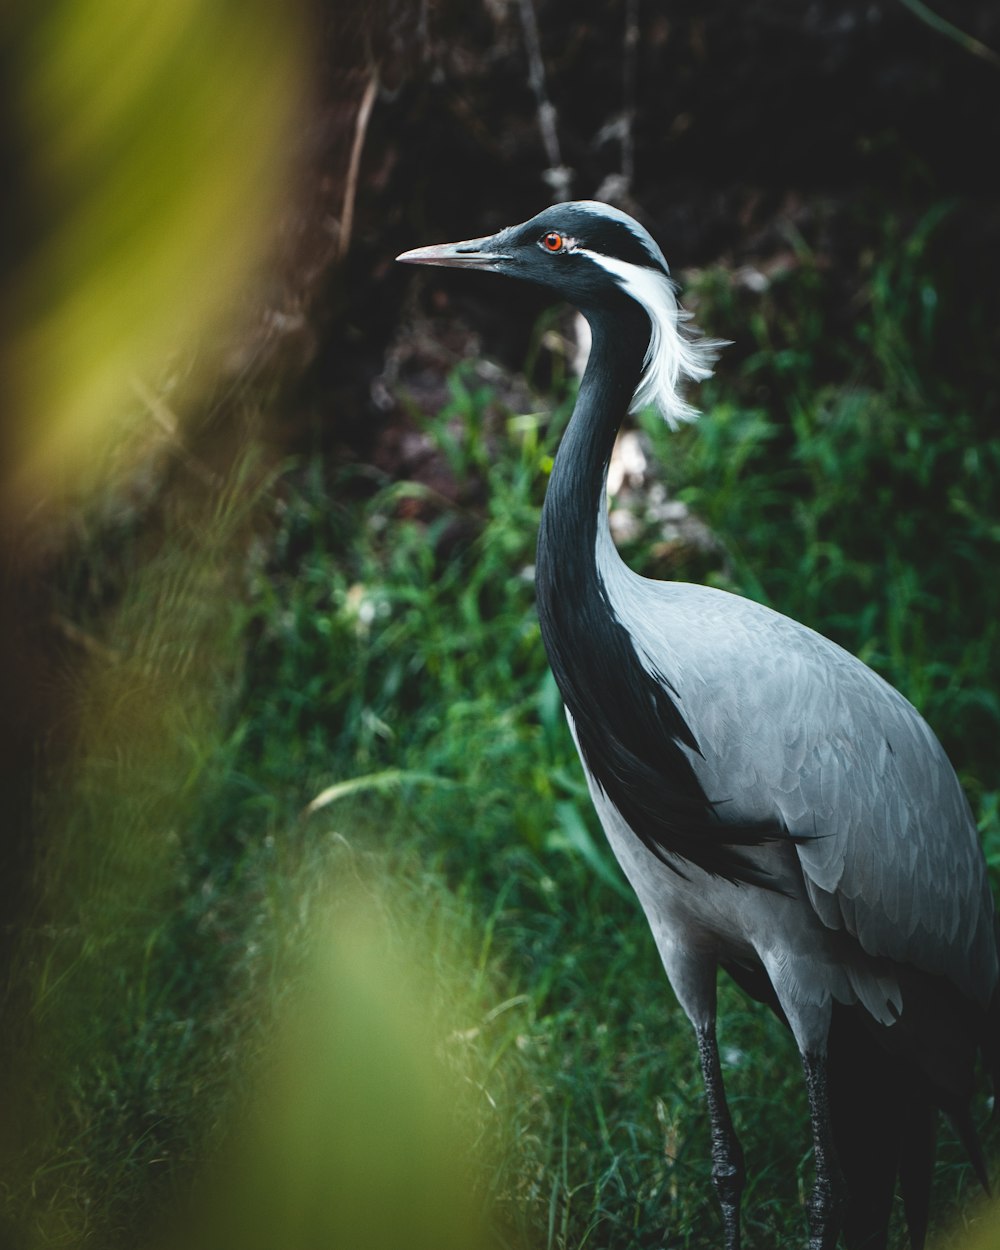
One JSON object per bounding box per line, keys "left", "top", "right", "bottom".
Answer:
{"left": 535, "top": 297, "right": 779, "bottom": 886}
{"left": 537, "top": 299, "right": 649, "bottom": 606}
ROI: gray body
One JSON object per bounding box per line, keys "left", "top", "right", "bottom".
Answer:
{"left": 591, "top": 515, "right": 997, "bottom": 1052}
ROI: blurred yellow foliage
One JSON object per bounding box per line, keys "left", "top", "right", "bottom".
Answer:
{"left": 163, "top": 895, "right": 496, "bottom": 1250}
{"left": 935, "top": 1201, "right": 1000, "bottom": 1250}
{"left": 1, "top": 0, "right": 306, "bottom": 516}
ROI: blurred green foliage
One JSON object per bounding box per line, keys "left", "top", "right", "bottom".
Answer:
{"left": 7, "top": 204, "right": 1000, "bottom": 1249}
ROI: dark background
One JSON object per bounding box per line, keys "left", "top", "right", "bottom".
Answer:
{"left": 299, "top": 0, "right": 1000, "bottom": 454}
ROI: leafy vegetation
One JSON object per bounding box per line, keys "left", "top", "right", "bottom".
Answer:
{"left": 6, "top": 208, "right": 1000, "bottom": 1249}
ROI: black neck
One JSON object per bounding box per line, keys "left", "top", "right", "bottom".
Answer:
{"left": 537, "top": 299, "right": 648, "bottom": 598}
{"left": 534, "top": 296, "right": 781, "bottom": 886}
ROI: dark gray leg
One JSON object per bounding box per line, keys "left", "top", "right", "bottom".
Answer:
{"left": 697, "top": 1026, "right": 745, "bottom": 1250}
{"left": 802, "top": 1049, "right": 848, "bottom": 1250}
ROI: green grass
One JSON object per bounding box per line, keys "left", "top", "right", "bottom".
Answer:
{"left": 6, "top": 206, "right": 1000, "bottom": 1249}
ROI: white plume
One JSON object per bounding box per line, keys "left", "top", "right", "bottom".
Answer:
{"left": 579, "top": 249, "right": 726, "bottom": 429}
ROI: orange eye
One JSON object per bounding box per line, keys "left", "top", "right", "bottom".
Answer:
{"left": 541, "top": 231, "right": 565, "bottom": 253}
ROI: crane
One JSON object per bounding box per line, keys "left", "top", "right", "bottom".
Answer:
{"left": 397, "top": 201, "right": 999, "bottom": 1250}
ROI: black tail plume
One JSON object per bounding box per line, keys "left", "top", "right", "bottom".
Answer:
{"left": 828, "top": 1006, "right": 920, "bottom": 1250}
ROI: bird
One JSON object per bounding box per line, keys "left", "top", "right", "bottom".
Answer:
{"left": 397, "top": 201, "right": 999, "bottom": 1250}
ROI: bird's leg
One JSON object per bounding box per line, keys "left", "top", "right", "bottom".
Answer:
{"left": 696, "top": 1025, "right": 745, "bottom": 1250}
{"left": 801, "top": 1049, "right": 848, "bottom": 1250}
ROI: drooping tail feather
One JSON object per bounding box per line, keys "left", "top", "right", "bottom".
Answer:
{"left": 827, "top": 1006, "right": 922, "bottom": 1250}
{"left": 722, "top": 963, "right": 994, "bottom": 1248}
{"left": 897, "top": 1098, "right": 936, "bottom": 1250}
{"left": 828, "top": 989, "right": 994, "bottom": 1250}
{"left": 989, "top": 932, "right": 1000, "bottom": 1124}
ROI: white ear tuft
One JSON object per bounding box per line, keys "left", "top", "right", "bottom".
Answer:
{"left": 580, "top": 252, "right": 726, "bottom": 429}
{"left": 625, "top": 267, "right": 725, "bottom": 429}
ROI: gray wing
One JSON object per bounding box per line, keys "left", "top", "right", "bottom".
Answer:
{"left": 617, "top": 580, "right": 998, "bottom": 1005}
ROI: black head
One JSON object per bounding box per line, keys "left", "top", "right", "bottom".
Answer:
{"left": 398, "top": 201, "right": 724, "bottom": 428}
{"left": 397, "top": 200, "right": 671, "bottom": 315}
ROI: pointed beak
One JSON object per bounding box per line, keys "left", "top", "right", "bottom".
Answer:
{"left": 396, "top": 234, "right": 511, "bottom": 271}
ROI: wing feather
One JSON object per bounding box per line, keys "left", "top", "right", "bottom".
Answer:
{"left": 606, "top": 576, "right": 998, "bottom": 1004}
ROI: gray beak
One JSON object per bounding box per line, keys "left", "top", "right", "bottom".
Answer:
{"left": 396, "top": 234, "right": 511, "bottom": 271}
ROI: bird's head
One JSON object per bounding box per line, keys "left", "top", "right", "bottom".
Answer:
{"left": 397, "top": 200, "right": 723, "bottom": 427}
